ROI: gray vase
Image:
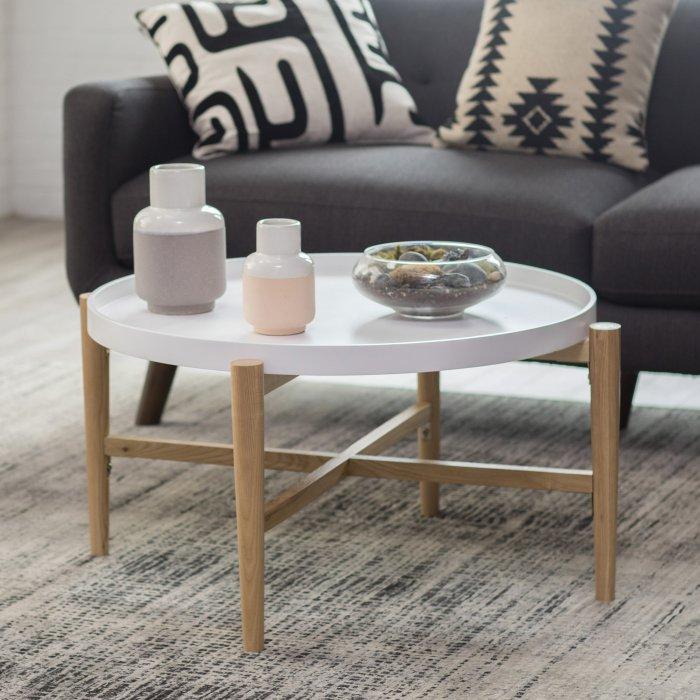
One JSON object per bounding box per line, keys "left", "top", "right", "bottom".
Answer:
{"left": 134, "top": 163, "right": 226, "bottom": 315}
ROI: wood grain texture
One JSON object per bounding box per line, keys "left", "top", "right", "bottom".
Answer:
{"left": 418, "top": 372, "right": 441, "bottom": 516}
{"left": 231, "top": 360, "right": 266, "bottom": 652}
{"left": 264, "top": 447, "right": 331, "bottom": 473}
{"left": 589, "top": 323, "right": 621, "bottom": 602}
{"left": 533, "top": 339, "right": 589, "bottom": 364}
{"left": 105, "top": 436, "right": 332, "bottom": 472}
{"left": 264, "top": 452, "right": 350, "bottom": 532}
{"left": 106, "top": 436, "right": 236, "bottom": 466}
{"left": 348, "top": 455, "right": 592, "bottom": 493}
{"left": 351, "top": 402, "right": 431, "bottom": 456}
{"left": 80, "top": 294, "right": 110, "bottom": 556}
{"left": 264, "top": 402, "right": 431, "bottom": 531}
{"left": 264, "top": 374, "right": 296, "bottom": 395}
{"left": 104, "top": 437, "right": 591, "bottom": 492}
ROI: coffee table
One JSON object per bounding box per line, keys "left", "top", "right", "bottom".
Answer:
{"left": 81, "top": 253, "right": 620, "bottom": 652}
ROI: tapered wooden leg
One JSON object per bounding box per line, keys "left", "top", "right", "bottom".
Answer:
{"left": 135, "top": 362, "right": 177, "bottom": 425}
{"left": 418, "top": 372, "right": 441, "bottom": 517}
{"left": 589, "top": 322, "right": 621, "bottom": 602}
{"left": 619, "top": 370, "right": 638, "bottom": 430}
{"left": 80, "top": 294, "right": 110, "bottom": 556}
{"left": 231, "top": 360, "right": 265, "bottom": 652}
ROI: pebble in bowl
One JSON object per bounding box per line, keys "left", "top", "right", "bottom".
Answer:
{"left": 352, "top": 241, "right": 507, "bottom": 319}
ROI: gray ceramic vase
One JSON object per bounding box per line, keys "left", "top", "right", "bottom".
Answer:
{"left": 134, "top": 163, "right": 226, "bottom": 315}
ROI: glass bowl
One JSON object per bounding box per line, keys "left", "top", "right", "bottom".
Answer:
{"left": 352, "top": 241, "right": 507, "bottom": 319}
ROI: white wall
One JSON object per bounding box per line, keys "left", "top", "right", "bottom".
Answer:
{"left": 0, "top": 0, "right": 10, "bottom": 216}
{"left": 6, "top": 1, "right": 164, "bottom": 218}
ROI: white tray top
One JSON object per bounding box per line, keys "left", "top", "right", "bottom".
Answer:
{"left": 88, "top": 254, "right": 596, "bottom": 375}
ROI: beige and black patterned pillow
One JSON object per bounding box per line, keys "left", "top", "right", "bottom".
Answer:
{"left": 439, "top": 0, "right": 678, "bottom": 171}
{"left": 137, "top": 1, "right": 433, "bottom": 160}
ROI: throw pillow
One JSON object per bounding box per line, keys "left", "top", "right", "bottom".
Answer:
{"left": 136, "top": 1, "right": 433, "bottom": 159}
{"left": 438, "top": 0, "right": 678, "bottom": 171}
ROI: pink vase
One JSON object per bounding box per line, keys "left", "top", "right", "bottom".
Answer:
{"left": 243, "top": 219, "right": 315, "bottom": 335}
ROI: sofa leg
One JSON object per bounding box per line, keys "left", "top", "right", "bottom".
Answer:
{"left": 135, "top": 362, "right": 177, "bottom": 425}
{"left": 619, "top": 370, "right": 638, "bottom": 430}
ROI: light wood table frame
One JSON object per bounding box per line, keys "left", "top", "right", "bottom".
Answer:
{"left": 80, "top": 295, "right": 620, "bottom": 652}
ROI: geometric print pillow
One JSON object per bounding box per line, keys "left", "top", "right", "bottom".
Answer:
{"left": 136, "top": 1, "right": 434, "bottom": 160}
{"left": 438, "top": 0, "right": 678, "bottom": 172}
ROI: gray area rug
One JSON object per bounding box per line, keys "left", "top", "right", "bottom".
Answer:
{"left": 1, "top": 365, "right": 698, "bottom": 699}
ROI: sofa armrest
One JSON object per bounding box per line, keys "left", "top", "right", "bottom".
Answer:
{"left": 593, "top": 166, "right": 700, "bottom": 309}
{"left": 64, "top": 75, "right": 195, "bottom": 298}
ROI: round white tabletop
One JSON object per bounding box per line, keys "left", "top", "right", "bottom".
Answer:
{"left": 88, "top": 254, "right": 596, "bottom": 375}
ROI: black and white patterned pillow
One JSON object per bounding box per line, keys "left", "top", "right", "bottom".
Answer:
{"left": 439, "top": 0, "right": 678, "bottom": 172}
{"left": 137, "top": 1, "right": 433, "bottom": 159}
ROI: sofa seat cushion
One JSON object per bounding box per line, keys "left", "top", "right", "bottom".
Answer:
{"left": 112, "top": 144, "right": 647, "bottom": 282}
{"left": 594, "top": 166, "right": 700, "bottom": 308}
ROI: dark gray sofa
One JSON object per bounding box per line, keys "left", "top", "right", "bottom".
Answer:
{"left": 64, "top": 0, "right": 700, "bottom": 426}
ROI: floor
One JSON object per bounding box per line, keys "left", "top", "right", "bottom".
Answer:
{"left": 2, "top": 216, "right": 699, "bottom": 410}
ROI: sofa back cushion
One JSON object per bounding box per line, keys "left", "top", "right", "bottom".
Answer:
{"left": 371, "top": 0, "right": 482, "bottom": 130}
{"left": 372, "top": 0, "right": 700, "bottom": 173}
{"left": 646, "top": 0, "right": 700, "bottom": 172}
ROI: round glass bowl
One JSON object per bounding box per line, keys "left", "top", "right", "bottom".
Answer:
{"left": 352, "top": 241, "right": 507, "bottom": 319}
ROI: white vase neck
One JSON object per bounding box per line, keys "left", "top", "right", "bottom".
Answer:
{"left": 257, "top": 218, "right": 301, "bottom": 255}
{"left": 150, "top": 163, "right": 206, "bottom": 209}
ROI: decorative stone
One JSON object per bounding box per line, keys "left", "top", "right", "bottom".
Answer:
{"left": 367, "top": 265, "right": 384, "bottom": 284}
{"left": 442, "top": 273, "right": 471, "bottom": 288}
{"left": 443, "top": 248, "right": 473, "bottom": 262}
{"left": 426, "top": 285, "right": 453, "bottom": 299}
{"left": 479, "top": 260, "right": 501, "bottom": 274}
{"left": 389, "top": 264, "right": 441, "bottom": 286}
{"left": 374, "top": 272, "right": 393, "bottom": 289}
{"left": 455, "top": 263, "right": 488, "bottom": 285}
{"left": 398, "top": 251, "right": 429, "bottom": 262}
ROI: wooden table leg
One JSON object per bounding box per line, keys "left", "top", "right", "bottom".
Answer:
{"left": 589, "top": 322, "right": 621, "bottom": 602}
{"left": 231, "top": 360, "right": 266, "bottom": 651}
{"left": 418, "top": 372, "right": 441, "bottom": 517}
{"left": 80, "top": 294, "right": 110, "bottom": 556}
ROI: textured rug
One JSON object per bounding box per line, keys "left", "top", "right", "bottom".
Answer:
{"left": 1, "top": 362, "right": 699, "bottom": 698}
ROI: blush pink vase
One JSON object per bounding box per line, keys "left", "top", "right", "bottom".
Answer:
{"left": 242, "top": 219, "right": 315, "bottom": 335}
